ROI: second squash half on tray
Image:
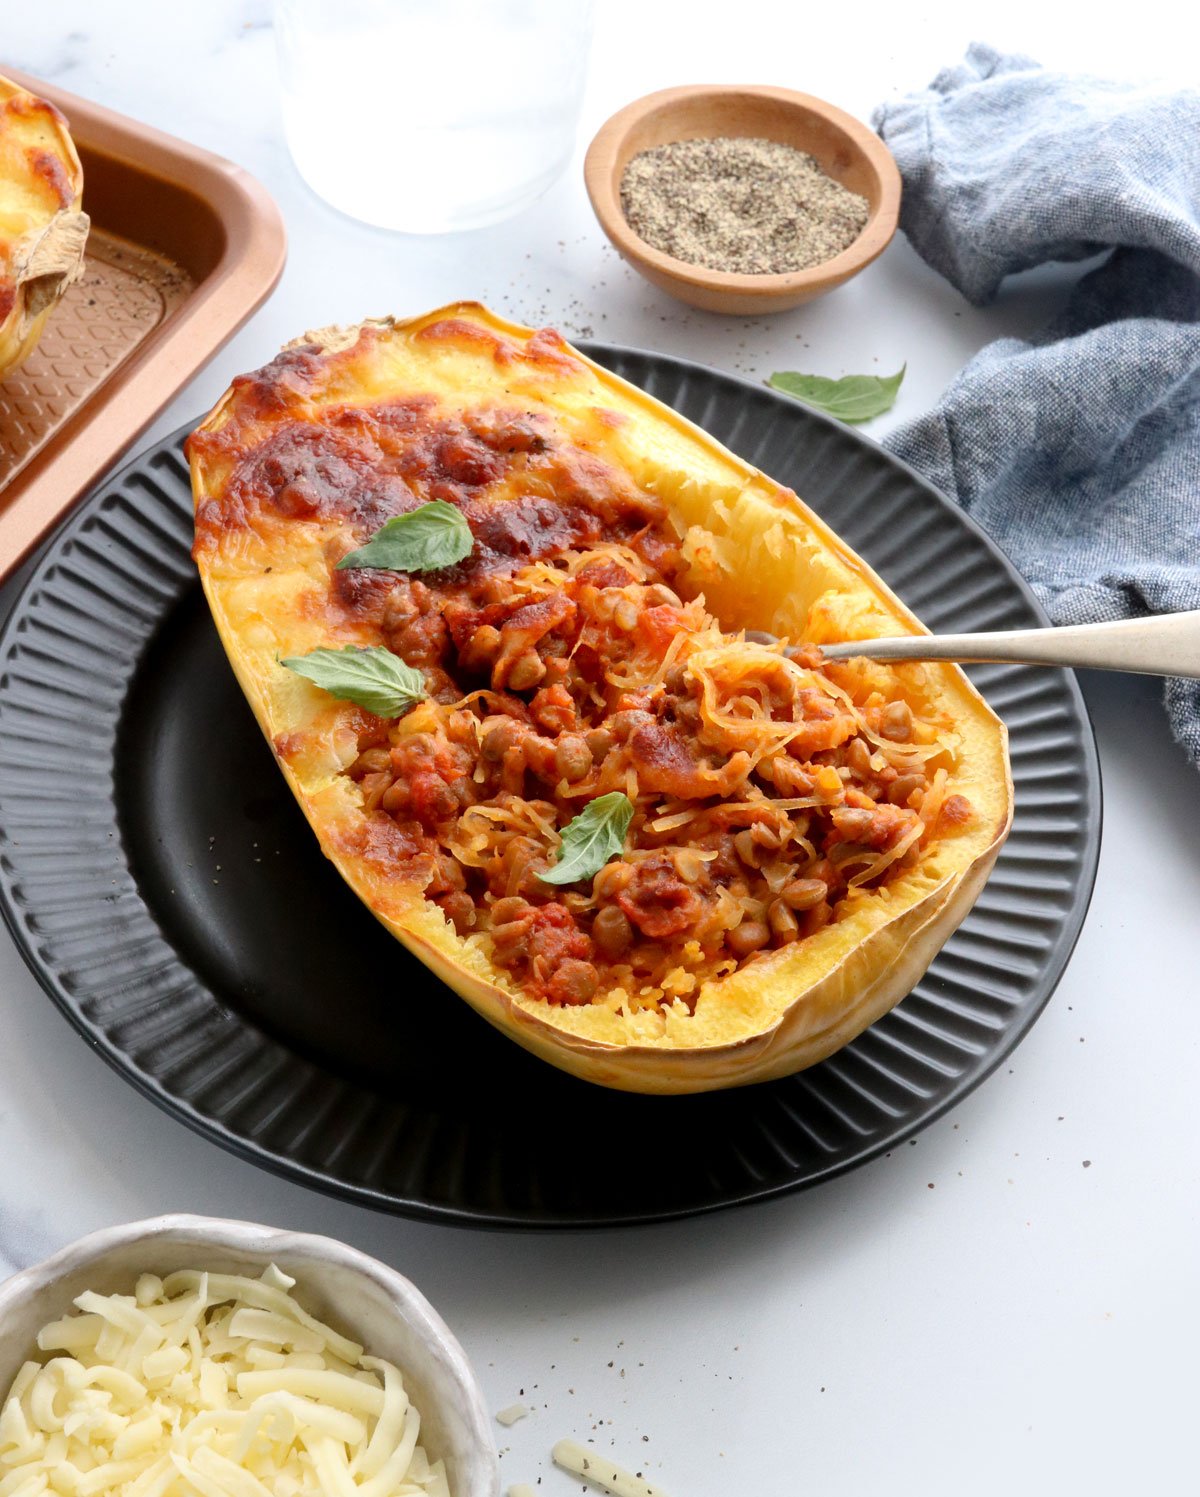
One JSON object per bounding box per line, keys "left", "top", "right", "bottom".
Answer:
{"left": 187, "top": 303, "right": 1012, "bottom": 1094}
{"left": 0, "top": 73, "right": 88, "bottom": 381}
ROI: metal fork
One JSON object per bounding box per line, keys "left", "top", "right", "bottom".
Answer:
{"left": 746, "top": 610, "right": 1200, "bottom": 678}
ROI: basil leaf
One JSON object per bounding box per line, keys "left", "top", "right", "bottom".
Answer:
{"left": 281, "top": 646, "right": 427, "bottom": 717}
{"left": 767, "top": 366, "right": 905, "bottom": 424}
{"left": 540, "top": 792, "right": 634, "bottom": 887}
{"left": 337, "top": 500, "right": 474, "bottom": 573}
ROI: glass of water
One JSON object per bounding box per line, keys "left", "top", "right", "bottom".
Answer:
{"left": 275, "top": 0, "right": 595, "bottom": 233}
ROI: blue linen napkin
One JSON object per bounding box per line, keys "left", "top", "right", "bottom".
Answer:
{"left": 872, "top": 43, "right": 1200, "bottom": 766}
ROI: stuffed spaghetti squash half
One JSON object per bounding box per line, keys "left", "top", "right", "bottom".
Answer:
{"left": 188, "top": 303, "right": 1012, "bottom": 1094}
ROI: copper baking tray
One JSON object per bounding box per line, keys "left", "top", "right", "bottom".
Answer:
{"left": 0, "top": 66, "right": 286, "bottom": 578}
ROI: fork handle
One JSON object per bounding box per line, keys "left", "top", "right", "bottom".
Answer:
{"left": 819, "top": 609, "right": 1200, "bottom": 678}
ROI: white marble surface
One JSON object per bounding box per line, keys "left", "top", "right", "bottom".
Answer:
{"left": 2, "top": 4, "right": 1198, "bottom": 1494}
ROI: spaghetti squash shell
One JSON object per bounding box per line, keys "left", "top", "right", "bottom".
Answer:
{"left": 188, "top": 303, "right": 1013, "bottom": 1094}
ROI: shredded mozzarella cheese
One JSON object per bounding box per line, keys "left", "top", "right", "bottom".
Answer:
{"left": 551, "top": 1439, "right": 668, "bottom": 1497}
{"left": 0, "top": 1267, "right": 450, "bottom": 1497}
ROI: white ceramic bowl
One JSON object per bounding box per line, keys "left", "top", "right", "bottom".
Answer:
{"left": 0, "top": 1214, "right": 498, "bottom": 1497}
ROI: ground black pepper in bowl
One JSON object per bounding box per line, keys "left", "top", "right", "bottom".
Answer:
{"left": 619, "top": 136, "right": 870, "bottom": 276}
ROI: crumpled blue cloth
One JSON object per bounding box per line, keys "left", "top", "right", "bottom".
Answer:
{"left": 873, "top": 44, "right": 1200, "bottom": 766}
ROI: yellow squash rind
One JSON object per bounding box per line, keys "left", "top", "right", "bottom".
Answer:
{"left": 190, "top": 303, "right": 1013, "bottom": 1094}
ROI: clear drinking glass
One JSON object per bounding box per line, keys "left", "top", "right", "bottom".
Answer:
{"left": 275, "top": 0, "right": 595, "bottom": 233}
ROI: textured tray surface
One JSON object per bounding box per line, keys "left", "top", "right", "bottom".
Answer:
{"left": 0, "top": 347, "right": 1102, "bottom": 1228}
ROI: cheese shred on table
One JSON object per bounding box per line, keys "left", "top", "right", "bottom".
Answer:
{"left": 552, "top": 1438, "right": 667, "bottom": 1497}
{"left": 0, "top": 1266, "right": 449, "bottom": 1497}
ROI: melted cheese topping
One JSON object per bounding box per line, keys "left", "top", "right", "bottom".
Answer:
{"left": 0, "top": 1267, "right": 450, "bottom": 1497}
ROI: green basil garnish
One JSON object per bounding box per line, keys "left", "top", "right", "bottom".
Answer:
{"left": 540, "top": 793, "right": 634, "bottom": 887}
{"left": 337, "top": 500, "right": 474, "bottom": 573}
{"left": 768, "top": 366, "right": 905, "bottom": 424}
{"left": 281, "top": 646, "right": 427, "bottom": 718}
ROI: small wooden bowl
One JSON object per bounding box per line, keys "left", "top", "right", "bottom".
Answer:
{"left": 584, "top": 84, "right": 901, "bottom": 315}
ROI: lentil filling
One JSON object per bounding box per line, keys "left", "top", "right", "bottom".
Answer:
{"left": 193, "top": 364, "right": 971, "bottom": 1017}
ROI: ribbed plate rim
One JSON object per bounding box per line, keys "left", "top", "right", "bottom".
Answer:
{"left": 0, "top": 343, "right": 1103, "bottom": 1229}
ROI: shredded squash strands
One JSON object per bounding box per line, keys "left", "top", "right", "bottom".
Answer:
{"left": 449, "top": 799, "right": 562, "bottom": 869}
{"left": 847, "top": 818, "right": 925, "bottom": 886}
{"left": 918, "top": 768, "right": 950, "bottom": 842}
{"left": 449, "top": 689, "right": 515, "bottom": 718}
{"left": 565, "top": 544, "right": 650, "bottom": 579}
{"left": 0, "top": 1269, "right": 449, "bottom": 1497}
{"left": 818, "top": 672, "right": 956, "bottom": 767}
{"left": 688, "top": 637, "right": 820, "bottom": 768}
{"left": 649, "top": 630, "right": 689, "bottom": 687}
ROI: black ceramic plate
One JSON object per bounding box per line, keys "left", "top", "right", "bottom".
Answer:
{"left": 0, "top": 346, "right": 1101, "bottom": 1228}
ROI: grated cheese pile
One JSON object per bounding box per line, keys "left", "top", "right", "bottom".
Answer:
{"left": 0, "top": 1265, "right": 450, "bottom": 1497}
